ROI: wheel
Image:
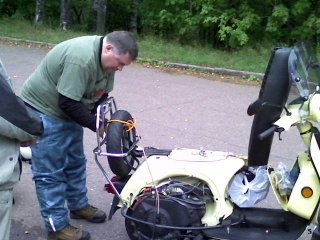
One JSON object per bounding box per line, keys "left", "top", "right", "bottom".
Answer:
{"left": 125, "top": 220, "right": 136, "bottom": 240}
{"left": 125, "top": 210, "right": 140, "bottom": 240}
{"left": 106, "top": 110, "right": 136, "bottom": 177}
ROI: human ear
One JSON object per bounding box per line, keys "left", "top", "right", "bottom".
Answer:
{"left": 105, "top": 44, "right": 113, "bottom": 53}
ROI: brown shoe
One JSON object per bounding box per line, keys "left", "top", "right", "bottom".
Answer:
{"left": 70, "top": 204, "right": 106, "bottom": 223}
{"left": 47, "top": 224, "right": 90, "bottom": 240}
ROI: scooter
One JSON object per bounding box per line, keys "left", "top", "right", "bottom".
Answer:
{"left": 93, "top": 41, "right": 320, "bottom": 240}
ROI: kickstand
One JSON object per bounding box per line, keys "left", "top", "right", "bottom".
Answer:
{"left": 108, "top": 195, "right": 120, "bottom": 220}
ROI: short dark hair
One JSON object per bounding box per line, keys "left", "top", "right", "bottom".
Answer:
{"left": 105, "top": 31, "right": 138, "bottom": 61}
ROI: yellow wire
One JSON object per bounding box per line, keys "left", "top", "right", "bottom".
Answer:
{"left": 107, "top": 118, "right": 136, "bottom": 132}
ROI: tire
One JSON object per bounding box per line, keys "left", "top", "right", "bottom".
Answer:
{"left": 106, "top": 110, "right": 136, "bottom": 177}
{"left": 125, "top": 210, "right": 139, "bottom": 240}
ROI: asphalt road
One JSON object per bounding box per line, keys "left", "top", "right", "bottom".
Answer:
{"left": 0, "top": 43, "right": 312, "bottom": 239}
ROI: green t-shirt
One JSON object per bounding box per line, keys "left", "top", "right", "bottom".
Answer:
{"left": 21, "top": 35, "right": 114, "bottom": 119}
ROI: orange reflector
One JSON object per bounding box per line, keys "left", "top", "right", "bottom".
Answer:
{"left": 301, "top": 187, "right": 313, "bottom": 198}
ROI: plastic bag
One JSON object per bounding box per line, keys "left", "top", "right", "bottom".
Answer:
{"left": 228, "top": 166, "right": 270, "bottom": 208}
{"left": 274, "top": 162, "right": 295, "bottom": 196}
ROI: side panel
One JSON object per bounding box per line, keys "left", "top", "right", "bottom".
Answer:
{"left": 119, "top": 149, "right": 245, "bottom": 225}
{"left": 287, "top": 150, "right": 320, "bottom": 219}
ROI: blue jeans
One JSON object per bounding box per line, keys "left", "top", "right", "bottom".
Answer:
{"left": 31, "top": 112, "right": 88, "bottom": 232}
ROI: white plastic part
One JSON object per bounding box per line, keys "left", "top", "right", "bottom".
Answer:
{"left": 20, "top": 146, "right": 32, "bottom": 159}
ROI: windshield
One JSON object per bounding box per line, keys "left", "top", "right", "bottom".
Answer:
{"left": 288, "top": 41, "right": 320, "bottom": 103}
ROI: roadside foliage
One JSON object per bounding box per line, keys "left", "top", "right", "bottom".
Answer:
{"left": 0, "top": 0, "right": 319, "bottom": 49}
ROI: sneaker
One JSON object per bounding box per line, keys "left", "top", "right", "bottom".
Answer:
{"left": 47, "top": 224, "right": 90, "bottom": 240}
{"left": 70, "top": 204, "right": 106, "bottom": 223}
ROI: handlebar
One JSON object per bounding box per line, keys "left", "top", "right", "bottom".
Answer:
{"left": 258, "top": 126, "right": 277, "bottom": 141}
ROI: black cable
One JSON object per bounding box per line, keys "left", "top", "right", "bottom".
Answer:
{"left": 121, "top": 207, "right": 242, "bottom": 231}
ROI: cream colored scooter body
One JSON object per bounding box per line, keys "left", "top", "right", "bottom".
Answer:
{"left": 268, "top": 97, "right": 320, "bottom": 222}
{"left": 269, "top": 150, "right": 320, "bottom": 221}
{"left": 119, "top": 148, "right": 245, "bottom": 226}
{"left": 120, "top": 96, "right": 320, "bottom": 228}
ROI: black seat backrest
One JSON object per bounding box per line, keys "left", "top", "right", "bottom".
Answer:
{"left": 247, "top": 47, "right": 292, "bottom": 166}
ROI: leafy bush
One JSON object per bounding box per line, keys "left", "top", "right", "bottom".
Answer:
{"left": 1, "top": 0, "right": 319, "bottom": 49}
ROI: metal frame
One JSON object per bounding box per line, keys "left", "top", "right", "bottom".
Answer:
{"left": 93, "top": 97, "right": 123, "bottom": 201}
{"left": 93, "top": 96, "right": 138, "bottom": 204}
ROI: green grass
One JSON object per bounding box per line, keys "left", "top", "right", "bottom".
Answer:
{"left": 0, "top": 18, "right": 88, "bottom": 43}
{"left": 0, "top": 18, "right": 272, "bottom": 73}
{"left": 138, "top": 36, "right": 271, "bottom": 72}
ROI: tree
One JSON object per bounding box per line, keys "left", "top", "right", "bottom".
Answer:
{"left": 35, "top": 0, "right": 45, "bottom": 26}
{"left": 129, "top": 0, "right": 140, "bottom": 34}
{"left": 60, "top": 0, "right": 72, "bottom": 30}
{"left": 93, "top": 0, "right": 107, "bottom": 34}
{"left": 4, "top": 0, "right": 320, "bottom": 49}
